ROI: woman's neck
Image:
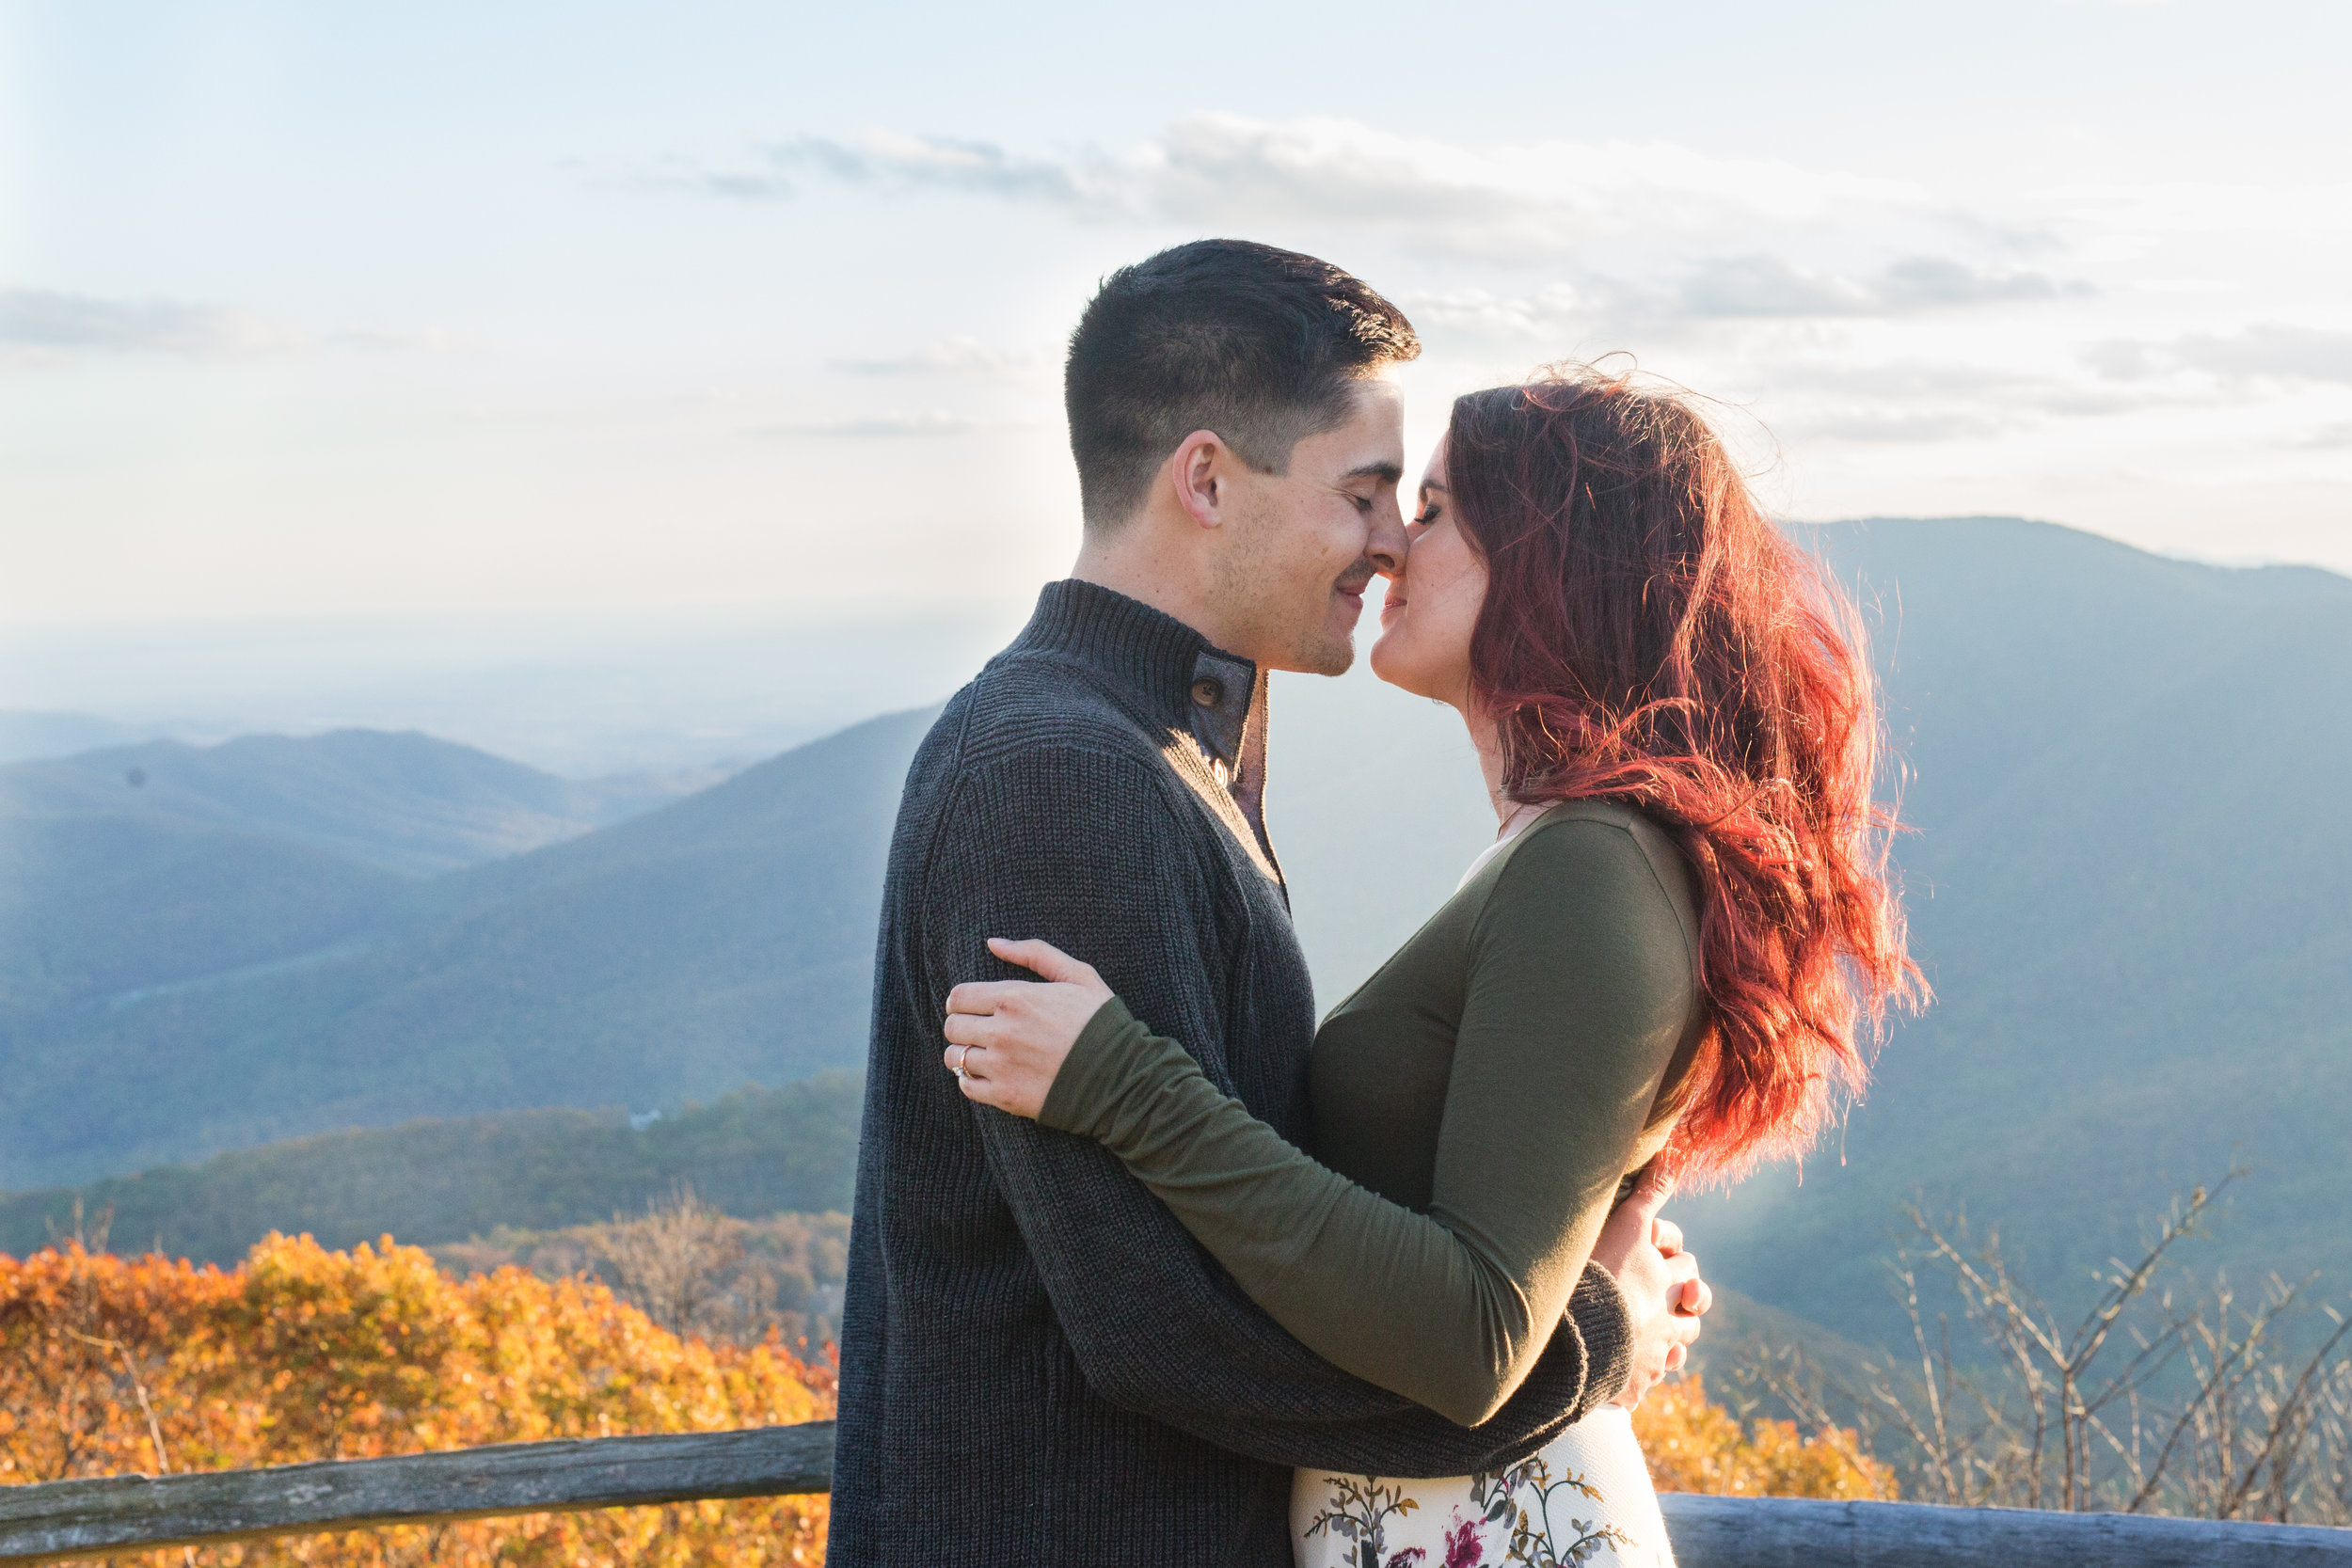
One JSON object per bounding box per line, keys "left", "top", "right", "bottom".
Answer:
{"left": 1464, "top": 708, "right": 1518, "bottom": 829}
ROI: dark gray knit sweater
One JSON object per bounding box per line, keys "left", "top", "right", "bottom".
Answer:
{"left": 831, "top": 579, "right": 1633, "bottom": 1566}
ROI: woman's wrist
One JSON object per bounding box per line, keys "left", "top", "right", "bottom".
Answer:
{"left": 1036, "top": 993, "right": 1146, "bottom": 1134}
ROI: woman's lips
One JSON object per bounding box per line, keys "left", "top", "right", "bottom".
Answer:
{"left": 1380, "top": 594, "right": 1406, "bottom": 625}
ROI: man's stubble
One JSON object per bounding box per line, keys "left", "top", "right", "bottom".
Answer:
{"left": 1212, "top": 487, "right": 1362, "bottom": 678}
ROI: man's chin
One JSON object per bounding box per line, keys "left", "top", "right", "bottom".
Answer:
{"left": 1299, "top": 599, "right": 1366, "bottom": 676}
{"left": 1295, "top": 633, "right": 1356, "bottom": 678}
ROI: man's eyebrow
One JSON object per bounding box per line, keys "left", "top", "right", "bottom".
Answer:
{"left": 1343, "top": 461, "right": 1405, "bottom": 484}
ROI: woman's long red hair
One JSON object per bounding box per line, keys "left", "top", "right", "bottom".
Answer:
{"left": 1449, "top": 368, "right": 1923, "bottom": 1181}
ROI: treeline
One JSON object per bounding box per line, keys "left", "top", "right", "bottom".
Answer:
{"left": 1, "top": 1227, "right": 1891, "bottom": 1568}
{"left": 437, "top": 1196, "right": 851, "bottom": 1354}
{"left": 0, "top": 1073, "right": 862, "bottom": 1264}
{"left": 0, "top": 1233, "right": 833, "bottom": 1564}
{"left": 1725, "top": 1173, "right": 2352, "bottom": 1524}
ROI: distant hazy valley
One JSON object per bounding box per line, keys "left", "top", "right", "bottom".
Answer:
{"left": 5, "top": 515, "right": 2348, "bottom": 1356}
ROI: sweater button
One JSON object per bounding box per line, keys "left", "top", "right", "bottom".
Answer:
{"left": 1190, "top": 678, "right": 1223, "bottom": 708}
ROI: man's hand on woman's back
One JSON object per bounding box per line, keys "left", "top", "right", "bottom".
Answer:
{"left": 1589, "top": 1166, "right": 1710, "bottom": 1408}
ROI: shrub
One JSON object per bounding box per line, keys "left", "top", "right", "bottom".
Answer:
{"left": 1634, "top": 1375, "right": 1898, "bottom": 1500}
{"left": 0, "top": 1235, "right": 831, "bottom": 1564}
{"left": 5, "top": 1229, "right": 1905, "bottom": 1562}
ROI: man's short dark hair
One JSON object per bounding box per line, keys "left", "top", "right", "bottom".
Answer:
{"left": 1064, "top": 239, "right": 1421, "bottom": 531}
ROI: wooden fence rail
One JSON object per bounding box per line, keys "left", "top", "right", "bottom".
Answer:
{"left": 2, "top": 1419, "right": 2347, "bottom": 1566}
{"left": 1659, "top": 1491, "right": 2352, "bottom": 1565}
{"left": 0, "top": 1424, "right": 834, "bottom": 1566}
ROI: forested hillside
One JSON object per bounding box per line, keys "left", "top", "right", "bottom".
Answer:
{"left": 0, "top": 713, "right": 927, "bottom": 1186}
{"left": 1686, "top": 519, "right": 2352, "bottom": 1344}
{"left": 1277, "top": 518, "right": 2352, "bottom": 1345}
{"left": 1, "top": 727, "right": 709, "bottom": 875}
{"left": 0, "top": 1074, "right": 861, "bottom": 1264}
{"left": 0, "top": 728, "right": 716, "bottom": 1024}
{"left": 7, "top": 518, "right": 2347, "bottom": 1361}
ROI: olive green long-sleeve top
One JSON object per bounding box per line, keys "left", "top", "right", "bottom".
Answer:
{"left": 1039, "top": 800, "right": 1707, "bottom": 1430}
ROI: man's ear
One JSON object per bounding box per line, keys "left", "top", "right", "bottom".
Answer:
{"left": 1167, "top": 429, "right": 1230, "bottom": 531}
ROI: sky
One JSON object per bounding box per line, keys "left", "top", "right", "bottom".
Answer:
{"left": 4, "top": 1, "right": 2350, "bottom": 740}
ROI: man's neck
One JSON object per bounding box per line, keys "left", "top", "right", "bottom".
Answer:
{"left": 1071, "top": 536, "right": 1248, "bottom": 658}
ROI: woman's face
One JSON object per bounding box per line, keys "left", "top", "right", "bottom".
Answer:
{"left": 1370, "top": 433, "right": 1488, "bottom": 710}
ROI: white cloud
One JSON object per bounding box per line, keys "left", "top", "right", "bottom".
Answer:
{"left": 636, "top": 116, "right": 2344, "bottom": 481}
{"left": 714, "top": 114, "right": 1951, "bottom": 261}
{"left": 1393, "top": 285, "right": 1589, "bottom": 350}
{"left": 776, "top": 131, "right": 1093, "bottom": 205}
{"left": 1737, "top": 356, "right": 2201, "bottom": 450}
{"left": 677, "top": 118, "right": 2088, "bottom": 342}
{"left": 1676, "top": 255, "right": 1878, "bottom": 318}
{"left": 2089, "top": 324, "right": 2352, "bottom": 386}
{"left": 2178, "top": 325, "right": 2352, "bottom": 384}
{"left": 1779, "top": 408, "right": 2022, "bottom": 444}
{"left": 1872, "top": 256, "right": 2084, "bottom": 310}
{"left": 1769, "top": 359, "right": 2168, "bottom": 411}
{"left": 830, "top": 336, "right": 1050, "bottom": 381}
{"left": 0, "top": 288, "right": 308, "bottom": 359}
{"left": 1669, "top": 254, "right": 2081, "bottom": 319}
{"left": 1123, "top": 117, "right": 1932, "bottom": 245}
{"left": 740, "top": 410, "right": 1000, "bottom": 438}
{"left": 1391, "top": 254, "right": 2085, "bottom": 352}
{"left": 2042, "top": 181, "right": 2352, "bottom": 241}
{"left": 578, "top": 151, "right": 798, "bottom": 202}
{"left": 1633, "top": 253, "right": 2083, "bottom": 322}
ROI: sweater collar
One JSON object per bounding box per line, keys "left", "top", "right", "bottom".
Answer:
{"left": 1012, "top": 578, "right": 1263, "bottom": 764}
{"left": 1011, "top": 577, "right": 1279, "bottom": 871}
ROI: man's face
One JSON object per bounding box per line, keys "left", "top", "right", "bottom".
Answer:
{"left": 1213, "top": 374, "right": 1408, "bottom": 675}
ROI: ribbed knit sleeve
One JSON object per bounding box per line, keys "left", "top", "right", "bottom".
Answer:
{"left": 1038, "top": 816, "right": 1692, "bottom": 1427}
{"left": 926, "top": 750, "right": 1628, "bottom": 1472}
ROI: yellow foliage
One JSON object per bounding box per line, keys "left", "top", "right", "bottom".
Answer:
{"left": 0, "top": 1236, "right": 831, "bottom": 1564}
{"left": 1633, "top": 1375, "right": 1899, "bottom": 1501}
{"left": 6, "top": 1235, "right": 1896, "bottom": 1561}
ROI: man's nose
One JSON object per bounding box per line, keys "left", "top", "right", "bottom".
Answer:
{"left": 1365, "top": 506, "right": 1409, "bottom": 578}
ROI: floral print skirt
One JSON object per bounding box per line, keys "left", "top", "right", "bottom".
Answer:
{"left": 1291, "top": 1405, "right": 1674, "bottom": 1568}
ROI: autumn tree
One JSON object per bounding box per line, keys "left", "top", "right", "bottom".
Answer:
{"left": 1, "top": 1234, "right": 831, "bottom": 1565}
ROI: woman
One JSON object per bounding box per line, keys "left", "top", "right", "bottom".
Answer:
{"left": 942, "top": 367, "right": 1920, "bottom": 1567}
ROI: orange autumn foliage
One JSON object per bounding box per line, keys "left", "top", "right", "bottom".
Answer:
{"left": 1633, "top": 1374, "right": 1898, "bottom": 1501}
{"left": 0, "top": 1235, "right": 831, "bottom": 1565}
{"left": 5, "top": 1231, "right": 1889, "bottom": 1562}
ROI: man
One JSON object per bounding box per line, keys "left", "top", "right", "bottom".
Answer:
{"left": 833, "top": 240, "right": 1703, "bottom": 1565}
